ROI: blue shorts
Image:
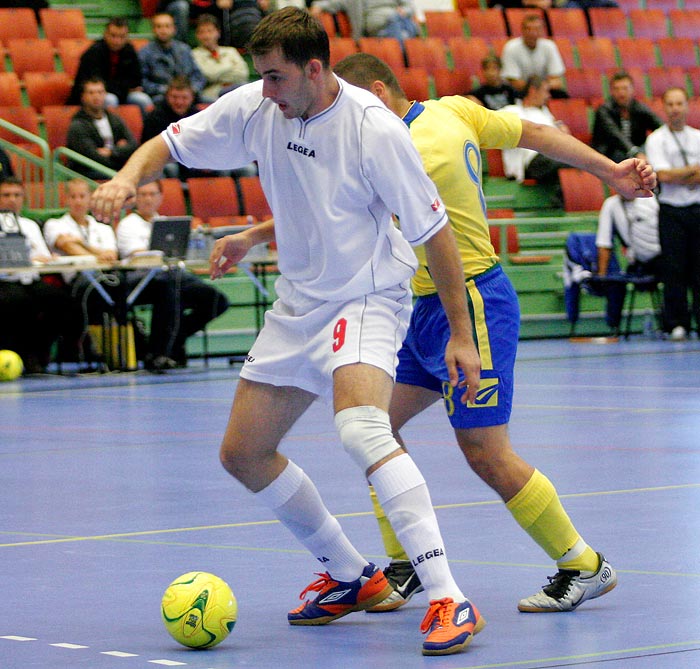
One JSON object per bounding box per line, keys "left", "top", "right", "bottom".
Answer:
{"left": 396, "top": 264, "right": 520, "bottom": 429}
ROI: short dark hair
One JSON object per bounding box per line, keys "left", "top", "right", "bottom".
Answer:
{"left": 106, "top": 17, "right": 129, "bottom": 30}
{"left": 167, "top": 75, "right": 194, "bottom": 93}
{"left": 196, "top": 13, "right": 220, "bottom": 31}
{"left": 481, "top": 54, "right": 501, "bottom": 69}
{"left": 610, "top": 70, "right": 632, "bottom": 86}
{"left": 334, "top": 53, "right": 404, "bottom": 97}
{"left": 0, "top": 175, "right": 24, "bottom": 190}
{"left": 248, "top": 6, "right": 330, "bottom": 69}
{"left": 80, "top": 76, "right": 106, "bottom": 94}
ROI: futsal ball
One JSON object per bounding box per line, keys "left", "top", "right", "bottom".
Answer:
{"left": 161, "top": 571, "right": 237, "bottom": 649}
{"left": 0, "top": 350, "right": 23, "bottom": 382}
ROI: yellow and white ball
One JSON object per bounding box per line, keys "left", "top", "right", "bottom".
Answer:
{"left": 161, "top": 571, "right": 237, "bottom": 649}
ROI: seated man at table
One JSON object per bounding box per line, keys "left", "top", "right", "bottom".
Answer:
{"left": 43, "top": 179, "right": 122, "bottom": 344}
{"left": 117, "top": 180, "right": 230, "bottom": 371}
{"left": 0, "top": 177, "right": 86, "bottom": 373}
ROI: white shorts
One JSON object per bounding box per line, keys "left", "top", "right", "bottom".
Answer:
{"left": 240, "top": 281, "right": 413, "bottom": 400}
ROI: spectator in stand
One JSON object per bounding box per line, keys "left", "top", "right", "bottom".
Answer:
{"left": 644, "top": 87, "right": 700, "bottom": 342}
{"left": 43, "top": 179, "right": 118, "bottom": 265}
{"left": 500, "top": 75, "right": 572, "bottom": 194}
{"left": 117, "top": 181, "right": 230, "bottom": 370}
{"left": 0, "top": 177, "right": 85, "bottom": 373}
{"left": 467, "top": 54, "right": 517, "bottom": 111}
{"left": 142, "top": 75, "right": 199, "bottom": 143}
{"left": 309, "top": 0, "right": 419, "bottom": 44}
{"left": 596, "top": 193, "right": 661, "bottom": 280}
{"left": 592, "top": 71, "right": 662, "bottom": 164}
{"left": 139, "top": 12, "right": 206, "bottom": 103}
{"left": 501, "top": 13, "right": 567, "bottom": 99}
{"left": 192, "top": 13, "right": 250, "bottom": 102}
{"left": 158, "top": 0, "right": 267, "bottom": 48}
{"left": 67, "top": 77, "right": 138, "bottom": 180}
{"left": 142, "top": 75, "right": 218, "bottom": 179}
{"left": 68, "top": 17, "right": 154, "bottom": 115}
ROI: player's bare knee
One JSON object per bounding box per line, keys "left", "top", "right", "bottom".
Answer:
{"left": 334, "top": 405, "right": 400, "bottom": 474}
{"left": 219, "top": 440, "right": 253, "bottom": 482}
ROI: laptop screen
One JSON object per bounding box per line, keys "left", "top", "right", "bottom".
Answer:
{"left": 149, "top": 216, "right": 192, "bottom": 260}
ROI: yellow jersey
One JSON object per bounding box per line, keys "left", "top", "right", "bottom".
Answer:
{"left": 405, "top": 96, "right": 522, "bottom": 295}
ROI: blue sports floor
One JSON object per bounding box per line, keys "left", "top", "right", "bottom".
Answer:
{"left": 2, "top": 337, "right": 700, "bottom": 669}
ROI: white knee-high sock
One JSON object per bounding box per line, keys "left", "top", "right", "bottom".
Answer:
{"left": 369, "top": 454, "right": 464, "bottom": 602}
{"left": 254, "top": 459, "right": 367, "bottom": 581}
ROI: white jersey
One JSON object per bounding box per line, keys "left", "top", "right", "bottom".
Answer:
{"left": 116, "top": 211, "right": 152, "bottom": 259}
{"left": 43, "top": 212, "right": 117, "bottom": 255}
{"left": 161, "top": 76, "right": 448, "bottom": 305}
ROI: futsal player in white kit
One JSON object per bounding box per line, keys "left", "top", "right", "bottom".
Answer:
{"left": 91, "top": 7, "right": 483, "bottom": 656}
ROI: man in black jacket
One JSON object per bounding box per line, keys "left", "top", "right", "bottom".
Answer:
{"left": 67, "top": 77, "right": 138, "bottom": 180}
{"left": 592, "top": 71, "right": 662, "bottom": 163}
{"left": 68, "top": 17, "right": 153, "bottom": 114}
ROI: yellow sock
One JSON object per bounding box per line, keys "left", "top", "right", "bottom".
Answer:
{"left": 506, "top": 470, "right": 598, "bottom": 571}
{"left": 369, "top": 485, "right": 408, "bottom": 561}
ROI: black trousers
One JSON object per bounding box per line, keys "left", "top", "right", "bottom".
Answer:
{"left": 0, "top": 279, "right": 85, "bottom": 369}
{"left": 658, "top": 203, "right": 700, "bottom": 333}
{"left": 72, "top": 268, "right": 229, "bottom": 360}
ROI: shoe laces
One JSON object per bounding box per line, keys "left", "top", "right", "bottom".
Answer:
{"left": 420, "top": 597, "right": 455, "bottom": 634}
{"left": 298, "top": 572, "right": 335, "bottom": 601}
{"left": 542, "top": 569, "right": 579, "bottom": 600}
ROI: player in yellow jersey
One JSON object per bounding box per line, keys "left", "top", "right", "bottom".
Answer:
{"left": 334, "top": 54, "right": 656, "bottom": 613}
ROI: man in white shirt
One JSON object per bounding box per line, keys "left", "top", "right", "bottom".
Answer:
{"left": 44, "top": 179, "right": 118, "bottom": 264}
{"left": 644, "top": 87, "right": 700, "bottom": 340}
{"left": 117, "top": 181, "right": 229, "bottom": 371}
{"left": 596, "top": 194, "right": 661, "bottom": 278}
{"left": 500, "top": 75, "right": 572, "bottom": 189}
{"left": 0, "top": 178, "right": 85, "bottom": 373}
{"left": 501, "top": 14, "right": 567, "bottom": 98}
{"left": 92, "top": 7, "right": 483, "bottom": 656}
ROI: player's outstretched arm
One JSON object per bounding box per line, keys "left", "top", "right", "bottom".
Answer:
{"left": 518, "top": 120, "right": 657, "bottom": 198}
{"left": 423, "top": 224, "right": 481, "bottom": 405}
{"left": 90, "top": 136, "right": 173, "bottom": 225}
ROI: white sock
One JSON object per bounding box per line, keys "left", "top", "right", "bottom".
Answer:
{"left": 255, "top": 460, "right": 367, "bottom": 581}
{"left": 369, "top": 454, "right": 464, "bottom": 602}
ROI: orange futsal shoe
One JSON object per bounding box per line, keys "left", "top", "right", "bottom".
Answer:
{"left": 288, "top": 563, "right": 393, "bottom": 625}
{"left": 420, "top": 597, "right": 486, "bottom": 656}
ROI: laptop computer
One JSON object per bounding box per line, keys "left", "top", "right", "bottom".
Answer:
{"left": 0, "top": 210, "right": 31, "bottom": 268}
{"left": 149, "top": 216, "right": 192, "bottom": 260}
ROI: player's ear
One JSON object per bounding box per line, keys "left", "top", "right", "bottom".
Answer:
{"left": 370, "top": 80, "right": 389, "bottom": 104}
{"left": 305, "top": 58, "right": 323, "bottom": 80}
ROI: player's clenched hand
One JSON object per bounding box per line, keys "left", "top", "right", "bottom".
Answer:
{"left": 90, "top": 178, "right": 137, "bottom": 225}
{"left": 209, "top": 234, "right": 252, "bottom": 279}
{"left": 611, "top": 157, "right": 657, "bottom": 199}
{"left": 444, "top": 335, "right": 481, "bottom": 405}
